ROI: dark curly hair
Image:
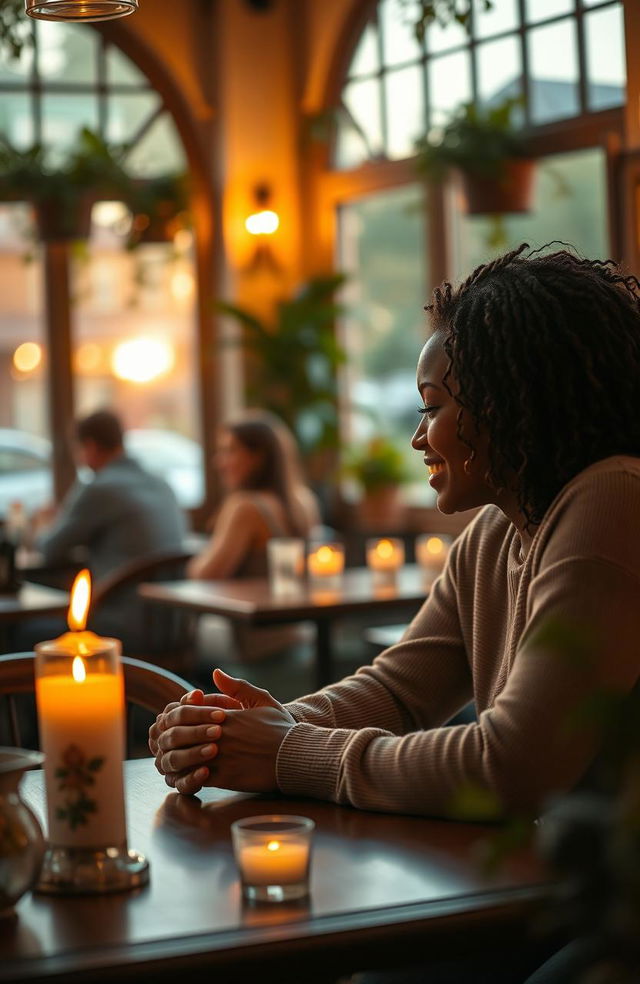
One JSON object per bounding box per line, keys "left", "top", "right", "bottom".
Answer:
{"left": 427, "top": 243, "right": 640, "bottom": 526}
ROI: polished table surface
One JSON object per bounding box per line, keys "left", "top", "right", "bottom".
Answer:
{"left": 3, "top": 758, "right": 550, "bottom": 984}
{"left": 138, "top": 565, "right": 432, "bottom": 686}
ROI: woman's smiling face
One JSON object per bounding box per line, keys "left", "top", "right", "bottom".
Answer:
{"left": 411, "top": 331, "right": 496, "bottom": 515}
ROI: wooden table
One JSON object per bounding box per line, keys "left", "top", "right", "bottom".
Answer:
{"left": 3, "top": 758, "right": 551, "bottom": 984}
{"left": 0, "top": 582, "right": 68, "bottom": 652}
{"left": 139, "top": 565, "right": 432, "bottom": 687}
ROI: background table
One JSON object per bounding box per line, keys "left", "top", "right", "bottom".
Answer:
{"left": 3, "top": 758, "right": 552, "bottom": 984}
{"left": 0, "top": 582, "right": 68, "bottom": 652}
{"left": 139, "top": 564, "right": 433, "bottom": 687}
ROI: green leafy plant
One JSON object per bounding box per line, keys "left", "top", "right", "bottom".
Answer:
{"left": 0, "top": 126, "right": 191, "bottom": 246}
{"left": 0, "top": 127, "right": 132, "bottom": 240}
{"left": 342, "top": 436, "right": 411, "bottom": 494}
{"left": 415, "top": 96, "right": 528, "bottom": 184}
{"left": 218, "top": 274, "right": 347, "bottom": 455}
{"left": 126, "top": 172, "right": 191, "bottom": 248}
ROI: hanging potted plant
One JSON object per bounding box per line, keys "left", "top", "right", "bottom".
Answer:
{"left": 414, "top": 96, "right": 535, "bottom": 215}
{"left": 125, "top": 172, "right": 191, "bottom": 247}
{"left": 342, "top": 436, "right": 412, "bottom": 531}
{"left": 0, "top": 127, "right": 132, "bottom": 242}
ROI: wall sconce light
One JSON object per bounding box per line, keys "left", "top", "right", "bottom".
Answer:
{"left": 244, "top": 184, "right": 281, "bottom": 272}
{"left": 245, "top": 184, "right": 280, "bottom": 237}
{"left": 25, "top": 0, "right": 138, "bottom": 21}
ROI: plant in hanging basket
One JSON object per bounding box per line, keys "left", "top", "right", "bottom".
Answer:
{"left": 414, "top": 97, "right": 535, "bottom": 215}
{"left": 0, "top": 127, "right": 132, "bottom": 241}
{"left": 125, "top": 173, "right": 191, "bottom": 247}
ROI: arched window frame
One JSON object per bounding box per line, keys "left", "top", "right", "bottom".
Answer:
{"left": 0, "top": 18, "right": 218, "bottom": 519}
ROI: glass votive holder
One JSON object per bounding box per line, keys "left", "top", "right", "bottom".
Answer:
{"left": 267, "top": 537, "right": 305, "bottom": 597}
{"left": 306, "top": 542, "right": 345, "bottom": 591}
{"left": 415, "top": 534, "right": 452, "bottom": 575}
{"left": 366, "top": 537, "right": 405, "bottom": 586}
{"left": 231, "top": 814, "right": 315, "bottom": 903}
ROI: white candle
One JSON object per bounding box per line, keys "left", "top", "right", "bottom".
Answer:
{"left": 238, "top": 839, "right": 309, "bottom": 885}
{"left": 35, "top": 570, "right": 127, "bottom": 850}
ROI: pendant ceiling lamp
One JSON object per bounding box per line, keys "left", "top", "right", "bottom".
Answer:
{"left": 25, "top": 0, "right": 138, "bottom": 22}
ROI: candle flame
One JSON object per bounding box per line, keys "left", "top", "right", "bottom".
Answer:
{"left": 267, "top": 840, "right": 280, "bottom": 852}
{"left": 72, "top": 655, "right": 87, "bottom": 683}
{"left": 426, "top": 536, "right": 444, "bottom": 555}
{"left": 68, "top": 568, "right": 92, "bottom": 631}
{"left": 376, "top": 539, "right": 394, "bottom": 558}
{"left": 317, "top": 546, "right": 333, "bottom": 563}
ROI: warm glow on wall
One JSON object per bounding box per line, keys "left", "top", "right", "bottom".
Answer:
{"left": 13, "top": 342, "right": 42, "bottom": 374}
{"left": 111, "top": 337, "right": 175, "bottom": 384}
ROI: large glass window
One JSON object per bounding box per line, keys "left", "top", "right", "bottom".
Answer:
{"left": 337, "top": 184, "right": 431, "bottom": 502}
{"left": 334, "top": 0, "right": 625, "bottom": 168}
{"left": 332, "top": 0, "right": 624, "bottom": 514}
{"left": 0, "top": 21, "right": 202, "bottom": 515}
{"left": 451, "top": 147, "right": 609, "bottom": 279}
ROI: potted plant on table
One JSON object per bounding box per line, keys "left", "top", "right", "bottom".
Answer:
{"left": 414, "top": 96, "right": 535, "bottom": 216}
{"left": 342, "top": 435, "right": 412, "bottom": 531}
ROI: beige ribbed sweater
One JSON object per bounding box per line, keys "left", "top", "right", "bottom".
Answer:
{"left": 277, "top": 456, "right": 640, "bottom": 818}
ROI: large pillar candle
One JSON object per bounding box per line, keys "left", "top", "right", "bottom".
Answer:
{"left": 35, "top": 634, "right": 126, "bottom": 850}
{"left": 34, "top": 568, "right": 148, "bottom": 894}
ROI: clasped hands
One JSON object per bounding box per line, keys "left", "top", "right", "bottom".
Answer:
{"left": 148, "top": 668, "right": 296, "bottom": 796}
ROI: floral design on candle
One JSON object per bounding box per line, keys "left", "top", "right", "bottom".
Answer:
{"left": 54, "top": 742, "right": 104, "bottom": 831}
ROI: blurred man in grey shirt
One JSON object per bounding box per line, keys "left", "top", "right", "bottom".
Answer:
{"left": 32, "top": 409, "right": 187, "bottom": 651}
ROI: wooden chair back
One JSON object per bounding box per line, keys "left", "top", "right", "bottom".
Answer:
{"left": 0, "top": 652, "right": 191, "bottom": 755}
{"left": 91, "top": 548, "right": 197, "bottom": 672}
{"left": 91, "top": 549, "right": 195, "bottom": 607}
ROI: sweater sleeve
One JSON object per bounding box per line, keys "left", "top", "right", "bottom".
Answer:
{"left": 278, "top": 466, "right": 640, "bottom": 818}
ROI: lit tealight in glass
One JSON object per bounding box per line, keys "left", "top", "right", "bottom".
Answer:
{"left": 231, "top": 815, "right": 315, "bottom": 903}
{"left": 415, "top": 534, "right": 452, "bottom": 576}
{"left": 307, "top": 542, "right": 345, "bottom": 591}
{"left": 366, "top": 537, "right": 405, "bottom": 585}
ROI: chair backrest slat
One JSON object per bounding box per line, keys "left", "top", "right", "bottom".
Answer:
{"left": 0, "top": 652, "right": 191, "bottom": 750}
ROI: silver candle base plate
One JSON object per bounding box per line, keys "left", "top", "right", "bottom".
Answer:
{"left": 36, "top": 844, "right": 149, "bottom": 895}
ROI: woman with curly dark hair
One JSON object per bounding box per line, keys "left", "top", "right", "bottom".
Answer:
{"left": 149, "top": 243, "right": 640, "bottom": 831}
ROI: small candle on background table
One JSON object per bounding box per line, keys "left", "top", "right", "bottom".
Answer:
{"left": 231, "top": 814, "right": 315, "bottom": 903}
{"left": 34, "top": 568, "right": 148, "bottom": 894}
{"left": 307, "top": 542, "right": 344, "bottom": 590}
{"left": 415, "top": 534, "right": 452, "bottom": 574}
{"left": 366, "top": 537, "right": 405, "bottom": 585}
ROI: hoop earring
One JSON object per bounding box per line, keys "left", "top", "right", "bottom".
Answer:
{"left": 463, "top": 455, "right": 473, "bottom": 475}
